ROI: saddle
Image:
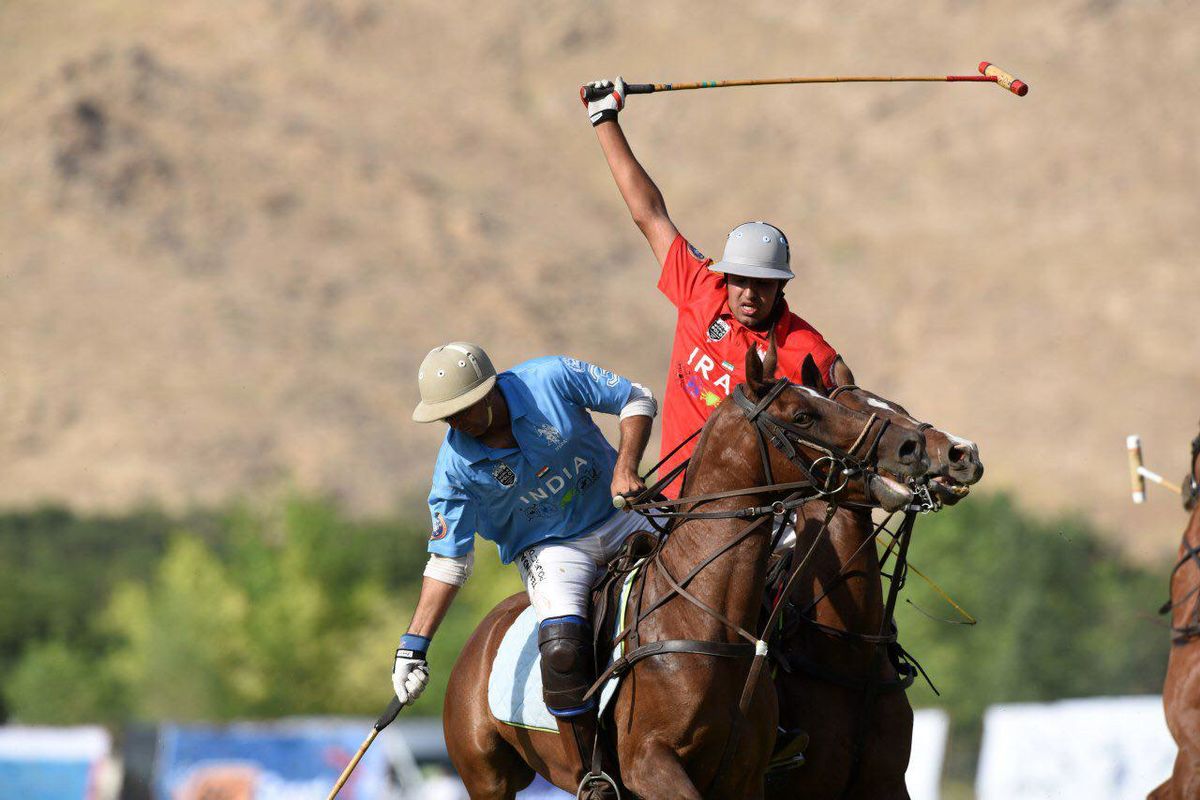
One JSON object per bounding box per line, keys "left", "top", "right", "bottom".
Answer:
{"left": 589, "top": 529, "right": 660, "bottom": 663}
{"left": 486, "top": 529, "right": 660, "bottom": 738}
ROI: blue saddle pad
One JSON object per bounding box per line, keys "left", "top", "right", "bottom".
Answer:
{"left": 488, "top": 569, "right": 639, "bottom": 733}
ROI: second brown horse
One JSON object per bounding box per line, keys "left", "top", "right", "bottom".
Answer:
{"left": 1150, "top": 426, "right": 1200, "bottom": 800}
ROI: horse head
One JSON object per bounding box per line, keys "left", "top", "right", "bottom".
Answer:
{"left": 829, "top": 385, "right": 984, "bottom": 506}
{"left": 737, "top": 343, "right": 927, "bottom": 512}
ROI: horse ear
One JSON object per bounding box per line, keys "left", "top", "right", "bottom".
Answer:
{"left": 744, "top": 345, "right": 764, "bottom": 398}
{"left": 799, "top": 354, "right": 826, "bottom": 395}
{"left": 762, "top": 332, "right": 779, "bottom": 381}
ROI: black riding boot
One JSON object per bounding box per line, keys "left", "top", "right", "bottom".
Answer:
{"left": 539, "top": 616, "right": 618, "bottom": 799}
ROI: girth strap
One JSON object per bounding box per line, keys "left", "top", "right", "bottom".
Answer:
{"left": 584, "top": 639, "right": 754, "bottom": 701}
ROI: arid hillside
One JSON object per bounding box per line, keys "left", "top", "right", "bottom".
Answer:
{"left": 1, "top": 0, "right": 1196, "bottom": 556}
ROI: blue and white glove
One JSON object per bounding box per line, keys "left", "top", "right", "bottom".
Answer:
{"left": 581, "top": 77, "right": 626, "bottom": 126}
{"left": 392, "top": 633, "right": 430, "bottom": 705}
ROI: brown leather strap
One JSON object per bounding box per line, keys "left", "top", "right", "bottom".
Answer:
{"left": 584, "top": 639, "right": 755, "bottom": 701}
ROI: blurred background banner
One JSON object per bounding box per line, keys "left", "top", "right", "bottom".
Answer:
{"left": 975, "top": 696, "right": 1175, "bottom": 799}
{"left": 0, "top": 726, "right": 111, "bottom": 800}
{"left": 153, "top": 719, "right": 421, "bottom": 800}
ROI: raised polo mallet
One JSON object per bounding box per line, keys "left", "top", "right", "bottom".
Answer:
{"left": 1127, "top": 435, "right": 1182, "bottom": 503}
{"left": 325, "top": 696, "right": 403, "bottom": 800}
{"left": 581, "top": 61, "right": 1029, "bottom": 102}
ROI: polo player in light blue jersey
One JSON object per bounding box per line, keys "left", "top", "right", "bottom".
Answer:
{"left": 392, "top": 342, "right": 656, "bottom": 798}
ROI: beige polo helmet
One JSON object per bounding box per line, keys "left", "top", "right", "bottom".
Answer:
{"left": 412, "top": 342, "right": 497, "bottom": 423}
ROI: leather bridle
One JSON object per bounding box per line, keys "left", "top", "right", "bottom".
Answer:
{"left": 734, "top": 379, "right": 894, "bottom": 499}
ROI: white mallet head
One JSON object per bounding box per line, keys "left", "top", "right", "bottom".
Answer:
{"left": 1127, "top": 435, "right": 1146, "bottom": 504}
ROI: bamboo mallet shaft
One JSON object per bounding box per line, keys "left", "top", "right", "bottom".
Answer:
{"left": 326, "top": 696, "right": 404, "bottom": 800}
{"left": 326, "top": 729, "right": 379, "bottom": 800}
{"left": 580, "top": 63, "right": 1030, "bottom": 103}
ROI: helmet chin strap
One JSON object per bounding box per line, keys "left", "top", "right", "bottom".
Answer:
{"left": 484, "top": 392, "right": 494, "bottom": 430}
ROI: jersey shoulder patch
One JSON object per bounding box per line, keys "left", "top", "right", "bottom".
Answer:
{"left": 687, "top": 242, "right": 705, "bottom": 262}
{"left": 430, "top": 512, "right": 449, "bottom": 541}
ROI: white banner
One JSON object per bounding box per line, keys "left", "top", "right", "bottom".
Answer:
{"left": 909, "top": 708, "right": 949, "bottom": 800}
{"left": 0, "top": 726, "right": 110, "bottom": 760}
{"left": 976, "top": 695, "right": 1176, "bottom": 800}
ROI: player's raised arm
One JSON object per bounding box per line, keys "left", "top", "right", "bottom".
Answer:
{"left": 583, "top": 77, "right": 679, "bottom": 267}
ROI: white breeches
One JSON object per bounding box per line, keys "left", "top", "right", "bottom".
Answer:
{"left": 516, "top": 510, "right": 651, "bottom": 623}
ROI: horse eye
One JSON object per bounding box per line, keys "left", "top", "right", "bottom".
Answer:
{"left": 792, "top": 412, "right": 815, "bottom": 427}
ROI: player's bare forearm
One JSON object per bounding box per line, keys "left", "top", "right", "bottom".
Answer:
{"left": 612, "top": 414, "right": 652, "bottom": 497}
{"left": 405, "top": 576, "right": 460, "bottom": 638}
{"left": 595, "top": 120, "right": 678, "bottom": 264}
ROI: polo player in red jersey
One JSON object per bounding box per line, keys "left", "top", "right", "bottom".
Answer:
{"left": 583, "top": 77, "right": 855, "bottom": 497}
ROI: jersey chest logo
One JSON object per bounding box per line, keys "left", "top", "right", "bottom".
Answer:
{"left": 491, "top": 462, "right": 516, "bottom": 488}
{"left": 536, "top": 423, "right": 564, "bottom": 448}
{"left": 707, "top": 319, "right": 730, "bottom": 342}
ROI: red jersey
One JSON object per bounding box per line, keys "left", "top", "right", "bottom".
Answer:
{"left": 656, "top": 234, "right": 839, "bottom": 497}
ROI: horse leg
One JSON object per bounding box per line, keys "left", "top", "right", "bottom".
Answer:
{"left": 849, "top": 693, "right": 912, "bottom": 800}
{"left": 444, "top": 597, "right": 536, "bottom": 800}
{"left": 621, "top": 741, "right": 704, "bottom": 800}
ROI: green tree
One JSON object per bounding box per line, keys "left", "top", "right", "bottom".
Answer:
{"left": 102, "top": 536, "right": 262, "bottom": 721}
{"left": 894, "top": 493, "right": 1169, "bottom": 776}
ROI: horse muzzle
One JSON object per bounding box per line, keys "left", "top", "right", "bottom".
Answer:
{"left": 869, "top": 473, "right": 915, "bottom": 512}
{"left": 945, "top": 440, "right": 984, "bottom": 485}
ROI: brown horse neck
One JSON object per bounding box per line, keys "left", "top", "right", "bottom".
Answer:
{"left": 645, "top": 405, "right": 774, "bottom": 643}
{"left": 792, "top": 504, "right": 888, "bottom": 658}
{"left": 1170, "top": 507, "right": 1200, "bottom": 629}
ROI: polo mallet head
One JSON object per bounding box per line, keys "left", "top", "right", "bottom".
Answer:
{"left": 978, "top": 61, "right": 1029, "bottom": 96}
{"left": 1127, "top": 435, "right": 1146, "bottom": 504}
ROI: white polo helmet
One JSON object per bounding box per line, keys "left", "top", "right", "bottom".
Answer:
{"left": 412, "top": 342, "right": 497, "bottom": 423}
{"left": 710, "top": 221, "right": 794, "bottom": 281}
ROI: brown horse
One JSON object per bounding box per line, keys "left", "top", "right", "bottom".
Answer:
{"left": 443, "top": 347, "right": 927, "bottom": 799}
{"left": 1149, "top": 428, "right": 1200, "bottom": 800}
{"left": 766, "top": 376, "right": 984, "bottom": 800}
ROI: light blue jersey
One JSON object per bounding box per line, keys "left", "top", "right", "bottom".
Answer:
{"left": 426, "top": 356, "right": 635, "bottom": 564}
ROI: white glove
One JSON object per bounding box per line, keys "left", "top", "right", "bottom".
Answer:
{"left": 393, "top": 641, "right": 430, "bottom": 705}
{"left": 581, "top": 77, "right": 626, "bottom": 126}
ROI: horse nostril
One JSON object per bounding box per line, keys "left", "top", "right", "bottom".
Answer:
{"left": 898, "top": 439, "right": 919, "bottom": 463}
{"left": 948, "top": 445, "right": 969, "bottom": 464}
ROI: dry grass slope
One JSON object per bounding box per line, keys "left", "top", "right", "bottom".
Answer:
{"left": 0, "top": 0, "right": 1196, "bottom": 557}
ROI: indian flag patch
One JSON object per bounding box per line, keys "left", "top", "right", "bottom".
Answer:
{"left": 536, "top": 466, "right": 550, "bottom": 478}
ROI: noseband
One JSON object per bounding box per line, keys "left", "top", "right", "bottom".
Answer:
{"left": 732, "top": 378, "right": 893, "bottom": 498}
